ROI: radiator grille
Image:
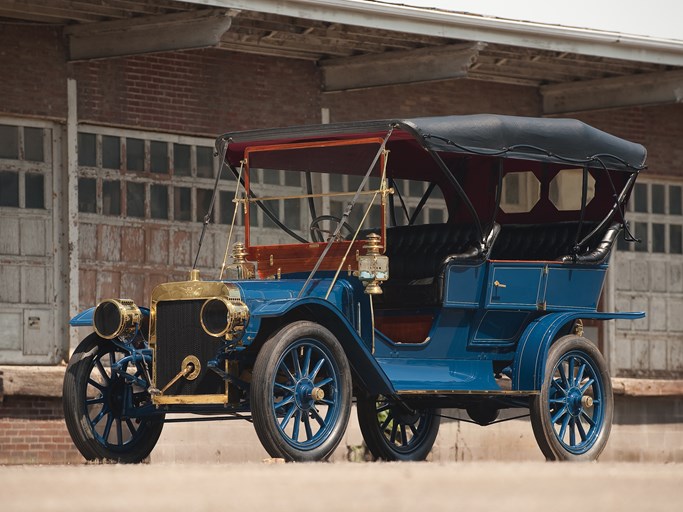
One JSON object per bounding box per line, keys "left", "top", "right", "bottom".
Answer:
{"left": 155, "top": 300, "right": 225, "bottom": 396}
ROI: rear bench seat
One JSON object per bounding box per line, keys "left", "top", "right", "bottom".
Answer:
{"left": 373, "top": 221, "right": 619, "bottom": 308}
{"left": 374, "top": 223, "right": 487, "bottom": 308}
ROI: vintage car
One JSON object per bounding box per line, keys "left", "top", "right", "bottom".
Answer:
{"left": 64, "top": 114, "right": 646, "bottom": 462}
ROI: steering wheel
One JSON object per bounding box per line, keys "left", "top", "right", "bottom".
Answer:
{"left": 309, "top": 215, "right": 356, "bottom": 243}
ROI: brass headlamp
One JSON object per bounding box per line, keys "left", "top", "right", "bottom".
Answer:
{"left": 93, "top": 299, "right": 142, "bottom": 339}
{"left": 200, "top": 296, "right": 250, "bottom": 339}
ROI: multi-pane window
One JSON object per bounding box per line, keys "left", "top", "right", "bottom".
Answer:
{"left": 618, "top": 181, "right": 683, "bottom": 254}
{"left": 76, "top": 128, "right": 238, "bottom": 224}
{"left": 0, "top": 123, "right": 49, "bottom": 210}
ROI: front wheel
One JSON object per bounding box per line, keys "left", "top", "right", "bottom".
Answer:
{"left": 250, "top": 321, "right": 352, "bottom": 461}
{"left": 530, "top": 335, "right": 613, "bottom": 461}
{"left": 357, "top": 395, "right": 440, "bottom": 461}
{"left": 63, "top": 334, "right": 164, "bottom": 463}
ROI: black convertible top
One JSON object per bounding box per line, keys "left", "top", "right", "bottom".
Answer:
{"left": 219, "top": 114, "right": 647, "bottom": 172}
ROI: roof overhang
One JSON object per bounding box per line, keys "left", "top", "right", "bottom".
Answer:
{"left": 190, "top": 0, "right": 683, "bottom": 67}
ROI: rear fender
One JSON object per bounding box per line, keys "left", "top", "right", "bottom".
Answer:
{"left": 69, "top": 306, "right": 151, "bottom": 327}
{"left": 251, "top": 297, "right": 394, "bottom": 396}
{"left": 512, "top": 310, "right": 645, "bottom": 391}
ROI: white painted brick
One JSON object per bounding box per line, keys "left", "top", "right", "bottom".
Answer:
{"left": 650, "top": 297, "right": 667, "bottom": 331}
{"left": 667, "top": 299, "right": 683, "bottom": 332}
{"left": 631, "top": 296, "right": 649, "bottom": 331}
{"left": 614, "top": 256, "right": 631, "bottom": 290}
{"left": 649, "top": 260, "right": 667, "bottom": 292}
{"left": 632, "top": 337, "right": 650, "bottom": 370}
{"left": 631, "top": 260, "right": 649, "bottom": 291}
{"left": 668, "top": 261, "right": 683, "bottom": 293}
{"left": 649, "top": 338, "right": 668, "bottom": 370}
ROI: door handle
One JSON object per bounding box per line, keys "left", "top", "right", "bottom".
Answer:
{"left": 494, "top": 280, "right": 507, "bottom": 288}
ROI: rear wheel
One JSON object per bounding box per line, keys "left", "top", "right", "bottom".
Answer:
{"left": 250, "top": 321, "right": 352, "bottom": 461}
{"left": 357, "top": 395, "right": 440, "bottom": 461}
{"left": 63, "top": 334, "right": 164, "bottom": 463}
{"left": 530, "top": 335, "right": 613, "bottom": 461}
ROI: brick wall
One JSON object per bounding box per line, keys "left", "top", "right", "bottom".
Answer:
{"left": 322, "top": 78, "right": 541, "bottom": 121}
{"left": 0, "top": 24, "right": 67, "bottom": 119}
{"left": 71, "top": 49, "right": 322, "bottom": 135}
{"left": 570, "top": 104, "right": 683, "bottom": 178}
{"left": 0, "top": 396, "right": 81, "bottom": 464}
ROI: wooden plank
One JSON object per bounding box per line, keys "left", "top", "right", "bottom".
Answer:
{"left": 321, "top": 43, "right": 482, "bottom": 91}
{"left": 0, "top": 365, "right": 65, "bottom": 397}
{"left": 542, "top": 69, "right": 683, "bottom": 114}
{"left": 612, "top": 377, "right": 683, "bottom": 397}
{"left": 66, "top": 8, "right": 233, "bottom": 60}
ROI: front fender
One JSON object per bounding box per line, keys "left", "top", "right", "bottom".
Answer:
{"left": 251, "top": 297, "right": 394, "bottom": 396}
{"left": 69, "top": 306, "right": 150, "bottom": 327}
{"left": 512, "top": 310, "right": 645, "bottom": 391}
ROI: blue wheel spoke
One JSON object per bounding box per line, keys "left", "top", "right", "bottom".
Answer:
{"left": 303, "top": 414, "right": 313, "bottom": 440}
{"left": 568, "top": 357, "right": 576, "bottom": 386}
{"left": 575, "top": 363, "right": 587, "bottom": 388}
{"left": 274, "top": 381, "right": 295, "bottom": 393}
{"left": 409, "top": 423, "right": 418, "bottom": 436}
{"left": 91, "top": 408, "right": 107, "bottom": 427}
{"left": 319, "top": 398, "right": 335, "bottom": 406}
{"left": 116, "top": 418, "right": 123, "bottom": 446}
{"left": 389, "top": 421, "right": 399, "bottom": 443}
{"left": 292, "top": 410, "right": 301, "bottom": 442}
{"left": 576, "top": 418, "right": 587, "bottom": 441}
{"left": 280, "top": 404, "right": 297, "bottom": 430}
{"left": 551, "top": 405, "right": 568, "bottom": 424}
{"left": 376, "top": 403, "right": 391, "bottom": 413}
{"left": 95, "top": 360, "right": 110, "bottom": 383}
{"left": 558, "top": 413, "right": 571, "bottom": 440}
{"left": 549, "top": 397, "right": 567, "bottom": 404}
{"left": 558, "top": 364, "right": 569, "bottom": 389}
{"left": 302, "top": 347, "right": 312, "bottom": 377}
{"left": 274, "top": 395, "right": 295, "bottom": 411}
{"left": 86, "top": 377, "right": 105, "bottom": 391}
{"left": 551, "top": 378, "right": 567, "bottom": 395}
{"left": 569, "top": 418, "right": 577, "bottom": 446}
{"left": 581, "top": 411, "right": 596, "bottom": 427}
{"left": 103, "top": 414, "right": 114, "bottom": 442}
{"left": 311, "top": 408, "right": 326, "bottom": 428}
{"left": 291, "top": 350, "right": 302, "bottom": 379}
{"left": 314, "top": 377, "right": 333, "bottom": 388}
{"left": 580, "top": 378, "right": 595, "bottom": 394}
{"left": 125, "top": 418, "right": 137, "bottom": 436}
{"left": 380, "top": 413, "right": 393, "bottom": 432}
{"left": 86, "top": 397, "right": 105, "bottom": 406}
{"left": 400, "top": 424, "right": 409, "bottom": 446}
{"left": 309, "top": 358, "right": 325, "bottom": 381}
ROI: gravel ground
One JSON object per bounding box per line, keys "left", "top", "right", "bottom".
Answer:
{"left": 1, "top": 461, "right": 681, "bottom": 512}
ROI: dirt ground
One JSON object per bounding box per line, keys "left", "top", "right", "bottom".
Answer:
{"left": 1, "top": 461, "right": 681, "bottom": 512}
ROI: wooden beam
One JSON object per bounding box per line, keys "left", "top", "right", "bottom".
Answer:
{"left": 542, "top": 70, "right": 683, "bottom": 114}
{"left": 612, "top": 377, "right": 683, "bottom": 397}
{"left": 65, "top": 9, "right": 234, "bottom": 61}
{"left": 321, "top": 42, "right": 483, "bottom": 91}
{"left": 0, "top": 365, "right": 65, "bottom": 398}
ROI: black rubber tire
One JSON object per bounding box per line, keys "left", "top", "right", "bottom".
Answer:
{"left": 63, "top": 334, "right": 164, "bottom": 463}
{"left": 530, "top": 335, "right": 613, "bottom": 461}
{"left": 250, "top": 321, "right": 352, "bottom": 462}
{"left": 357, "top": 395, "right": 440, "bottom": 461}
